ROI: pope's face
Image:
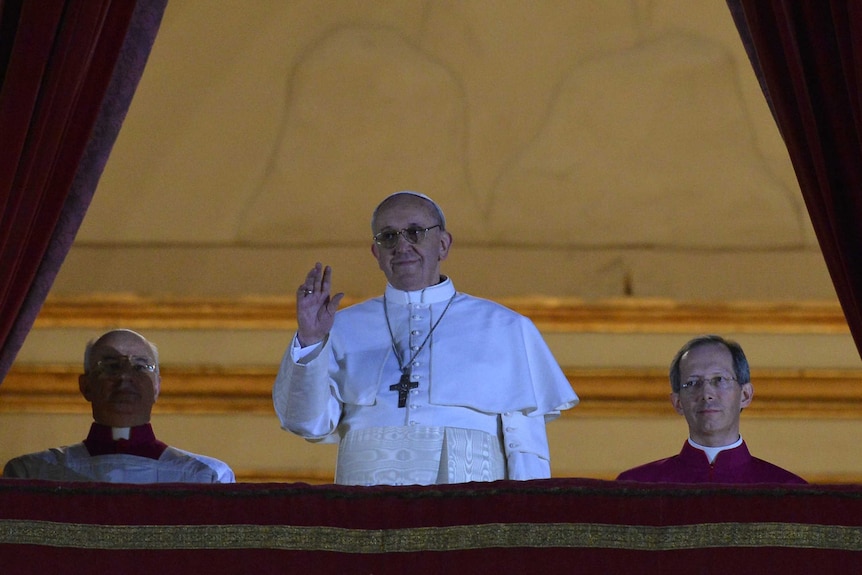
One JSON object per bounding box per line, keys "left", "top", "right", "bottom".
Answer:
{"left": 670, "top": 342, "right": 753, "bottom": 447}
{"left": 371, "top": 195, "right": 452, "bottom": 291}
{"left": 78, "top": 331, "right": 160, "bottom": 428}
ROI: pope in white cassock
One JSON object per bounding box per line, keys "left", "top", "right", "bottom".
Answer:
{"left": 273, "top": 192, "right": 579, "bottom": 486}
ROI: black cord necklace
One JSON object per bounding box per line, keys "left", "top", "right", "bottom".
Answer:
{"left": 383, "top": 291, "right": 456, "bottom": 407}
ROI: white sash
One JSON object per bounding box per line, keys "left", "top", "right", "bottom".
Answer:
{"left": 335, "top": 425, "right": 506, "bottom": 486}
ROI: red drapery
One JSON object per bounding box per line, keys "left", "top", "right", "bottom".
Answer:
{"left": 0, "top": 0, "right": 167, "bottom": 382}
{"left": 2, "top": 478, "right": 861, "bottom": 574}
{"left": 727, "top": 0, "right": 862, "bottom": 360}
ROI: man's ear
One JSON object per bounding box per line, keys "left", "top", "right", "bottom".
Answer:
{"left": 438, "top": 231, "right": 452, "bottom": 261}
{"left": 153, "top": 375, "right": 161, "bottom": 401}
{"left": 739, "top": 382, "right": 754, "bottom": 410}
{"left": 78, "top": 374, "right": 93, "bottom": 402}
{"left": 670, "top": 392, "right": 685, "bottom": 416}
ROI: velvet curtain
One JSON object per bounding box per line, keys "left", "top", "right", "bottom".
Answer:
{"left": 727, "top": 0, "right": 862, "bottom": 360}
{"left": 3, "top": 478, "right": 862, "bottom": 574}
{"left": 0, "top": 0, "right": 167, "bottom": 382}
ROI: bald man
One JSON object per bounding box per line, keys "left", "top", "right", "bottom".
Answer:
{"left": 4, "top": 329, "right": 234, "bottom": 483}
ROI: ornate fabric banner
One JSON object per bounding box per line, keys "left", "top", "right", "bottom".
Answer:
{"left": 1, "top": 478, "right": 861, "bottom": 573}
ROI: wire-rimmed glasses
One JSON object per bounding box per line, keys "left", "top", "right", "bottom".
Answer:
{"left": 373, "top": 225, "right": 441, "bottom": 249}
{"left": 93, "top": 355, "right": 157, "bottom": 376}
{"left": 679, "top": 375, "right": 737, "bottom": 392}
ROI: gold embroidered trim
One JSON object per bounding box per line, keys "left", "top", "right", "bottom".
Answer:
{"left": 2, "top": 520, "right": 861, "bottom": 552}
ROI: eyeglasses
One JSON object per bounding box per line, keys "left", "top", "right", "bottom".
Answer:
{"left": 373, "top": 225, "right": 441, "bottom": 249}
{"left": 679, "top": 375, "right": 738, "bottom": 392}
{"left": 93, "top": 355, "right": 157, "bottom": 376}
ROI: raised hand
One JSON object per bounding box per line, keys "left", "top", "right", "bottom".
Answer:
{"left": 295, "top": 262, "right": 344, "bottom": 346}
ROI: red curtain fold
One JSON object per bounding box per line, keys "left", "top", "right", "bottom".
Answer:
{"left": 0, "top": 0, "right": 167, "bottom": 381}
{"left": 727, "top": 0, "right": 862, "bottom": 360}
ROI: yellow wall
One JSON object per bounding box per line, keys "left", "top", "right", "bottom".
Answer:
{"left": 2, "top": 2, "right": 860, "bottom": 485}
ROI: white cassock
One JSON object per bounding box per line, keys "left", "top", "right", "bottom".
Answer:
{"left": 273, "top": 277, "right": 579, "bottom": 486}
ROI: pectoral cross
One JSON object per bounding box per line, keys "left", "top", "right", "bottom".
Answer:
{"left": 390, "top": 371, "right": 418, "bottom": 408}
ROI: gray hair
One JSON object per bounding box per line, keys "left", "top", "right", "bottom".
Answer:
{"left": 669, "top": 334, "right": 750, "bottom": 393}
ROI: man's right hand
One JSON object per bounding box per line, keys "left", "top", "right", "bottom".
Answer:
{"left": 295, "top": 262, "right": 344, "bottom": 346}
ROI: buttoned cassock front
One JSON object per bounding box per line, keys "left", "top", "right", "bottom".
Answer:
{"left": 273, "top": 278, "right": 579, "bottom": 485}
{"left": 616, "top": 440, "right": 807, "bottom": 484}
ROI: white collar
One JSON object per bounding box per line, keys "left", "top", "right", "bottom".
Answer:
{"left": 689, "top": 436, "right": 743, "bottom": 464}
{"left": 383, "top": 276, "right": 455, "bottom": 305}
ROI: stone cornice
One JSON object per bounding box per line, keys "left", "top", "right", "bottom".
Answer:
{"left": 32, "top": 294, "right": 850, "bottom": 333}
{"left": 10, "top": 295, "right": 856, "bottom": 418}
{"left": 4, "top": 365, "right": 862, "bottom": 419}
